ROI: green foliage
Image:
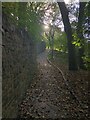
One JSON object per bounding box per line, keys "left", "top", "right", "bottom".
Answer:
{"left": 54, "top": 31, "right": 68, "bottom": 52}
{"left": 42, "top": 29, "right": 68, "bottom": 53}
{"left": 83, "top": 41, "right": 90, "bottom": 70}
{"left": 42, "top": 32, "right": 49, "bottom": 46}
{"left": 82, "top": 55, "right": 90, "bottom": 70}
{"left": 2, "top": 2, "right": 19, "bottom": 24}
{"left": 2, "top": 2, "right": 43, "bottom": 42}
{"left": 72, "top": 32, "right": 83, "bottom": 47}
{"left": 3, "top": 2, "right": 89, "bottom": 71}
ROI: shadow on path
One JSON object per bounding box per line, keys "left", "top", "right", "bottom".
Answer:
{"left": 18, "top": 51, "right": 87, "bottom": 119}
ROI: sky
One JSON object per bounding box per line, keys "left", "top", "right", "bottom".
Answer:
{"left": 64, "top": 0, "right": 79, "bottom": 4}
{"left": 43, "top": 0, "right": 79, "bottom": 32}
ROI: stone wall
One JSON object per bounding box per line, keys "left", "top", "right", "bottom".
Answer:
{"left": 2, "top": 13, "right": 37, "bottom": 118}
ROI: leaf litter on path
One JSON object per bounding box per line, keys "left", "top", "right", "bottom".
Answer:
{"left": 18, "top": 51, "right": 89, "bottom": 119}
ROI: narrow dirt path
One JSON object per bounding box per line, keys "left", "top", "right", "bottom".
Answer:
{"left": 18, "top": 51, "right": 88, "bottom": 119}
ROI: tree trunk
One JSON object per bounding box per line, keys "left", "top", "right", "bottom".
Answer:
{"left": 58, "top": 2, "right": 78, "bottom": 70}
{"left": 51, "top": 27, "right": 54, "bottom": 59}
{"left": 77, "top": 2, "right": 86, "bottom": 69}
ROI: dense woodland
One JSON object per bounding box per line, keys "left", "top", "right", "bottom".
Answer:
{"left": 2, "top": 1, "right": 90, "bottom": 70}
{"left": 2, "top": 1, "right": 89, "bottom": 119}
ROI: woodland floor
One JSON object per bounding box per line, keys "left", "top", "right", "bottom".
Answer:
{"left": 18, "top": 50, "right": 89, "bottom": 119}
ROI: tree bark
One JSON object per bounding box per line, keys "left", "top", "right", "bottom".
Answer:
{"left": 58, "top": 2, "right": 78, "bottom": 70}
{"left": 51, "top": 26, "right": 55, "bottom": 59}
{"left": 77, "top": 2, "right": 86, "bottom": 69}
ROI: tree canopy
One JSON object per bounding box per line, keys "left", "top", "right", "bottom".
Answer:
{"left": 2, "top": 1, "right": 90, "bottom": 70}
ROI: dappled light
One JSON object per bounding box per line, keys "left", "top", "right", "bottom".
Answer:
{"left": 2, "top": 1, "right": 89, "bottom": 119}
{"left": 44, "top": 25, "right": 49, "bottom": 30}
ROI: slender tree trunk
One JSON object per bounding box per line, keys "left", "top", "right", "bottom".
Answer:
{"left": 77, "top": 2, "right": 86, "bottom": 69}
{"left": 58, "top": 2, "right": 78, "bottom": 70}
{"left": 49, "top": 31, "right": 51, "bottom": 49}
{"left": 51, "top": 27, "right": 55, "bottom": 59}
{"left": 45, "top": 32, "right": 51, "bottom": 49}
